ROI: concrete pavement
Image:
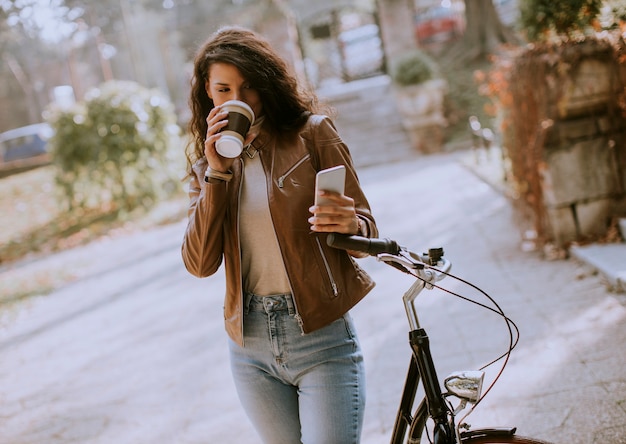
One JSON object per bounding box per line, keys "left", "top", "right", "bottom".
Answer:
{"left": 1, "top": 151, "right": 625, "bottom": 443}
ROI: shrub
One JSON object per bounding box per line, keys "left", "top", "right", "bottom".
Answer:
{"left": 391, "top": 50, "right": 437, "bottom": 86}
{"left": 45, "top": 81, "right": 183, "bottom": 213}
{"left": 520, "top": 0, "right": 602, "bottom": 41}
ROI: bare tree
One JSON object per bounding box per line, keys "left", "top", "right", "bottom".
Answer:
{"left": 0, "top": 0, "right": 65, "bottom": 128}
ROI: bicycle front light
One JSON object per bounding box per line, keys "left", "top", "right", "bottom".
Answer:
{"left": 444, "top": 370, "right": 485, "bottom": 403}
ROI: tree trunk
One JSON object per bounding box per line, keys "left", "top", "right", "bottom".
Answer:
{"left": 445, "top": 0, "right": 519, "bottom": 63}
{"left": 6, "top": 54, "right": 41, "bottom": 124}
{"left": 376, "top": 0, "right": 418, "bottom": 64}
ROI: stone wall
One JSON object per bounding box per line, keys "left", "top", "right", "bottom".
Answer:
{"left": 539, "top": 58, "right": 626, "bottom": 246}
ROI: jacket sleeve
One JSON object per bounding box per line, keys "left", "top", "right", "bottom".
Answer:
{"left": 181, "top": 160, "right": 228, "bottom": 277}
{"left": 312, "top": 116, "right": 379, "bottom": 255}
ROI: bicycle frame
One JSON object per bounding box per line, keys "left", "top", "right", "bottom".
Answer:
{"left": 387, "top": 253, "right": 455, "bottom": 444}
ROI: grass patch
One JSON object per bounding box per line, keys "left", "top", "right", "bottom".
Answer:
{"left": 1, "top": 166, "right": 186, "bottom": 264}
{"left": 0, "top": 165, "right": 187, "bottom": 303}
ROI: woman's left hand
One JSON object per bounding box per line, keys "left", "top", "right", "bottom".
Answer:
{"left": 308, "top": 191, "right": 360, "bottom": 234}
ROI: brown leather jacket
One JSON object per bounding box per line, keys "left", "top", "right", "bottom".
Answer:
{"left": 181, "top": 115, "right": 377, "bottom": 346}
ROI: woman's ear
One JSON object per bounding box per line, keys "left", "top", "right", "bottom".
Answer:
{"left": 204, "top": 80, "right": 212, "bottom": 99}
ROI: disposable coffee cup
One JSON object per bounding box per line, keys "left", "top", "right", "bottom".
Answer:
{"left": 215, "top": 100, "right": 255, "bottom": 158}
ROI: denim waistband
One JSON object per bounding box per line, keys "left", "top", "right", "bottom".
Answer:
{"left": 244, "top": 293, "right": 296, "bottom": 315}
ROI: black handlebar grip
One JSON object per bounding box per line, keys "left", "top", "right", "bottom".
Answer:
{"left": 327, "top": 233, "right": 400, "bottom": 256}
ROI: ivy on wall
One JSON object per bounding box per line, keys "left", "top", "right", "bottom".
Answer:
{"left": 480, "top": 34, "right": 626, "bottom": 246}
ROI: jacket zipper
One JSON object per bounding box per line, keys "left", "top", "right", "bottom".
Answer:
{"left": 277, "top": 153, "right": 311, "bottom": 188}
{"left": 315, "top": 237, "right": 339, "bottom": 297}
{"left": 236, "top": 157, "right": 246, "bottom": 346}
{"left": 282, "top": 257, "right": 305, "bottom": 335}
{"left": 274, "top": 155, "right": 309, "bottom": 333}
{"left": 293, "top": 301, "right": 305, "bottom": 335}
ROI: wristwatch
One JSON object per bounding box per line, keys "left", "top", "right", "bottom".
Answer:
{"left": 356, "top": 217, "right": 369, "bottom": 237}
{"left": 204, "top": 166, "right": 233, "bottom": 183}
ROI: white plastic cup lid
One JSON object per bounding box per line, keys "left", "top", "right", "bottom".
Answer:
{"left": 216, "top": 134, "right": 244, "bottom": 158}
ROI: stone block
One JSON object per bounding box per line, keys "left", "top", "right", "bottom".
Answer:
{"left": 545, "top": 205, "right": 577, "bottom": 246}
{"left": 541, "top": 138, "right": 620, "bottom": 206}
{"left": 557, "top": 117, "right": 600, "bottom": 141}
{"left": 619, "top": 218, "right": 626, "bottom": 240}
{"left": 575, "top": 198, "right": 612, "bottom": 239}
{"left": 557, "top": 59, "right": 613, "bottom": 119}
{"left": 545, "top": 199, "right": 612, "bottom": 245}
{"left": 596, "top": 115, "right": 623, "bottom": 134}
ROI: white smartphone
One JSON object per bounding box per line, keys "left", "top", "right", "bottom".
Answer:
{"left": 315, "top": 165, "right": 346, "bottom": 206}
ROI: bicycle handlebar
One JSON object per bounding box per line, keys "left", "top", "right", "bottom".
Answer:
{"left": 327, "top": 233, "right": 449, "bottom": 277}
{"left": 326, "top": 233, "right": 400, "bottom": 255}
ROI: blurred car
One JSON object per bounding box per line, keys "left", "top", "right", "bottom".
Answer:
{"left": 0, "top": 123, "right": 53, "bottom": 176}
{"left": 415, "top": 6, "right": 464, "bottom": 44}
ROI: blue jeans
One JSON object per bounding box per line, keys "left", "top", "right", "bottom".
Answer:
{"left": 228, "top": 293, "right": 365, "bottom": 444}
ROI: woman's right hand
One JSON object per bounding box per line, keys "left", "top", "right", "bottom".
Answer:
{"left": 204, "top": 106, "right": 233, "bottom": 172}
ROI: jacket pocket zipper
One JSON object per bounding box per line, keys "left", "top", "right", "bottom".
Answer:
{"left": 278, "top": 153, "right": 311, "bottom": 188}
{"left": 315, "top": 237, "right": 339, "bottom": 297}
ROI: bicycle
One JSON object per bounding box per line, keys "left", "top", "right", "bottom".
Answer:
{"left": 327, "top": 233, "right": 553, "bottom": 444}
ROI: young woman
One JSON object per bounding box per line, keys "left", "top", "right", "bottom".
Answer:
{"left": 182, "top": 26, "right": 378, "bottom": 444}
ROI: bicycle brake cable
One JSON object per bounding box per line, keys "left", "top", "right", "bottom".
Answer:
{"left": 407, "top": 264, "right": 520, "bottom": 406}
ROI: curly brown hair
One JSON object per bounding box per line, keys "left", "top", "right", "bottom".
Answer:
{"left": 186, "top": 26, "right": 320, "bottom": 170}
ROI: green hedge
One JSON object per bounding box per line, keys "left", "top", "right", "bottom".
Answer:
{"left": 45, "top": 81, "right": 183, "bottom": 213}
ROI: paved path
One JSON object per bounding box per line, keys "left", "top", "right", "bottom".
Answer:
{"left": 1, "top": 152, "right": 626, "bottom": 443}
